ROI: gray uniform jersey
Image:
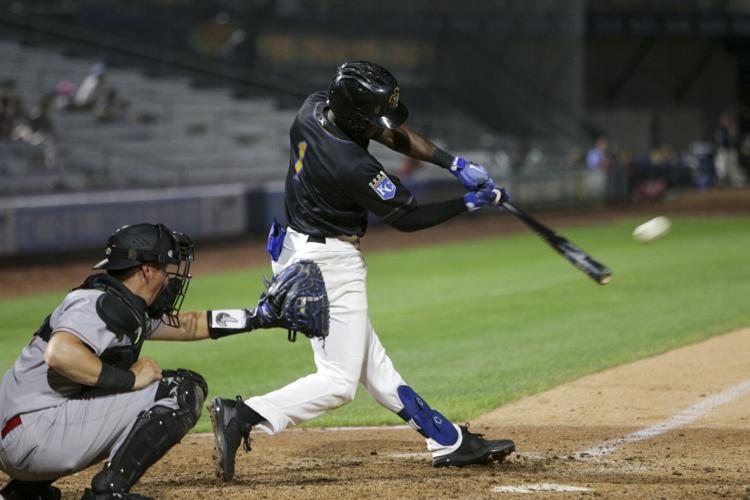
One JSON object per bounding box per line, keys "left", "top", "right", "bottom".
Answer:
{"left": 0, "top": 289, "right": 163, "bottom": 428}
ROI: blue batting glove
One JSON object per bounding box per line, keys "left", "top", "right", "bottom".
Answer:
{"left": 450, "top": 156, "right": 492, "bottom": 191}
{"left": 463, "top": 184, "right": 510, "bottom": 212}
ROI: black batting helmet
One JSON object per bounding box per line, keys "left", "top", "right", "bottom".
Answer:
{"left": 328, "top": 61, "right": 408, "bottom": 142}
{"left": 94, "top": 223, "right": 194, "bottom": 327}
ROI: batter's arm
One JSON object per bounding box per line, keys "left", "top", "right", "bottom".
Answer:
{"left": 388, "top": 198, "right": 467, "bottom": 232}
{"left": 375, "top": 126, "right": 494, "bottom": 191}
{"left": 374, "top": 125, "right": 442, "bottom": 164}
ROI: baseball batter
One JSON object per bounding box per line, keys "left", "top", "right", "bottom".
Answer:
{"left": 0, "top": 223, "right": 327, "bottom": 500}
{"left": 210, "top": 60, "right": 515, "bottom": 481}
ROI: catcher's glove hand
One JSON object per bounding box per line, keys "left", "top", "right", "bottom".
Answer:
{"left": 260, "top": 260, "right": 329, "bottom": 342}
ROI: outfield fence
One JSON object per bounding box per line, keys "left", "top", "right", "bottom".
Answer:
{"left": 0, "top": 169, "right": 609, "bottom": 258}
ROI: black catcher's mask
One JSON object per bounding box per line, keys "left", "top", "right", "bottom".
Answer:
{"left": 93, "top": 223, "right": 194, "bottom": 327}
{"left": 327, "top": 60, "right": 409, "bottom": 145}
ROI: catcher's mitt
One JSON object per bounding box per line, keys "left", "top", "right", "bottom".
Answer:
{"left": 263, "top": 260, "right": 329, "bottom": 341}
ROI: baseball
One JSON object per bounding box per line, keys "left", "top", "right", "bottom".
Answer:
{"left": 632, "top": 216, "right": 671, "bottom": 242}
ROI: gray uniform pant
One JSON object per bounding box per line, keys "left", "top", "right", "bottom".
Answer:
{"left": 0, "top": 381, "right": 175, "bottom": 482}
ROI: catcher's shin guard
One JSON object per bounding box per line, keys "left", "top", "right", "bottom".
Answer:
{"left": 209, "top": 396, "right": 258, "bottom": 482}
{"left": 432, "top": 424, "right": 515, "bottom": 467}
{"left": 0, "top": 479, "right": 61, "bottom": 500}
{"left": 90, "top": 370, "right": 207, "bottom": 494}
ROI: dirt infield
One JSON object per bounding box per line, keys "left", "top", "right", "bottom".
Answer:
{"left": 5, "top": 327, "right": 747, "bottom": 499}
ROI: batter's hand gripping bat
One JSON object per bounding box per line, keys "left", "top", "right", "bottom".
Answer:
{"left": 497, "top": 197, "right": 612, "bottom": 285}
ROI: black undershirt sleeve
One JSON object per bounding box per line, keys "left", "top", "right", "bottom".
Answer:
{"left": 431, "top": 148, "right": 455, "bottom": 169}
{"left": 387, "top": 197, "right": 467, "bottom": 232}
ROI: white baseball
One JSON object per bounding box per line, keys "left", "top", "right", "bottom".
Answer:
{"left": 632, "top": 216, "right": 671, "bottom": 242}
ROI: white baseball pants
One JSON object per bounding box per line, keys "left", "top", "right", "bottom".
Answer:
{"left": 246, "top": 228, "right": 460, "bottom": 455}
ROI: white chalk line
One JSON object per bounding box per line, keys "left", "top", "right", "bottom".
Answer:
{"left": 493, "top": 483, "right": 592, "bottom": 493}
{"left": 195, "top": 377, "right": 750, "bottom": 464}
{"left": 577, "top": 377, "right": 750, "bottom": 459}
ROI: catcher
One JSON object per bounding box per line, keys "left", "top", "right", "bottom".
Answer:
{"left": 0, "top": 223, "right": 328, "bottom": 500}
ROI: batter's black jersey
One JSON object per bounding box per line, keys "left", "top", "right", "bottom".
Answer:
{"left": 284, "top": 91, "right": 417, "bottom": 238}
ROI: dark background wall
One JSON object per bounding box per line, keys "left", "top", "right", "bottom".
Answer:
{"left": 3, "top": 0, "right": 750, "bottom": 154}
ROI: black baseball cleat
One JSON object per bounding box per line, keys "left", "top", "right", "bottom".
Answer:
{"left": 1, "top": 479, "right": 61, "bottom": 500}
{"left": 80, "top": 489, "right": 154, "bottom": 500}
{"left": 209, "top": 396, "right": 253, "bottom": 482}
{"left": 432, "top": 424, "right": 515, "bottom": 467}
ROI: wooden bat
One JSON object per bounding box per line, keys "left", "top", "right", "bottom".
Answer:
{"left": 500, "top": 200, "right": 612, "bottom": 285}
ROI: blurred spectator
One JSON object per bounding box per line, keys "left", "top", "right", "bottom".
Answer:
{"left": 94, "top": 85, "right": 127, "bottom": 123}
{"left": 713, "top": 111, "right": 745, "bottom": 187}
{"left": 73, "top": 63, "right": 107, "bottom": 110}
{"left": 28, "top": 94, "right": 55, "bottom": 136}
{"left": 738, "top": 133, "right": 750, "bottom": 180}
{"left": 10, "top": 93, "right": 59, "bottom": 169}
{"left": 586, "top": 135, "right": 613, "bottom": 170}
{"left": 630, "top": 144, "right": 693, "bottom": 202}
{"left": 685, "top": 141, "right": 715, "bottom": 191}
{"left": 53, "top": 80, "right": 77, "bottom": 111}
{"left": 0, "top": 81, "right": 25, "bottom": 140}
{"left": 65, "top": 63, "right": 128, "bottom": 122}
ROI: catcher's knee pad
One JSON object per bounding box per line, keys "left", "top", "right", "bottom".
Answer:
{"left": 155, "top": 368, "right": 208, "bottom": 421}
{"left": 396, "top": 386, "right": 458, "bottom": 446}
{"left": 92, "top": 370, "right": 207, "bottom": 494}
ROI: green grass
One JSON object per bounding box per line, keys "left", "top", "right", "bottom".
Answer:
{"left": 1, "top": 216, "right": 749, "bottom": 432}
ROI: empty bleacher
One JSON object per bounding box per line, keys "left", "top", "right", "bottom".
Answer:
{"left": 0, "top": 39, "right": 298, "bottom": 195}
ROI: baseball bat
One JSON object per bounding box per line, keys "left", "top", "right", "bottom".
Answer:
{"left": 499, "top": 200, "right": 612, "bottom": 285}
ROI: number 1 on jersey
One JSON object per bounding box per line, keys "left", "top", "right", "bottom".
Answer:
{"left": 294, "top": 141, "right": 308, "bottom": 179}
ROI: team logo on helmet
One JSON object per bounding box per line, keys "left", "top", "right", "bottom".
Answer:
{"left": 388, "top": 87, "right": 400, "bottom": 110}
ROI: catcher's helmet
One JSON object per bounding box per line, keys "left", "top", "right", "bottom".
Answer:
{"left": 94, "top": 223, "right": 192, "bottom": 271}
{"left": 328, "top": 61, "right": 408, "bottom": 141}
{"left": 94, "top": 223, "right": 194, "bottom": 327}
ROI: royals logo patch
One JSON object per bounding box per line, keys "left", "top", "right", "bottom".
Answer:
{"left": 369, "top": 171, "right": 396, "bottom": 200}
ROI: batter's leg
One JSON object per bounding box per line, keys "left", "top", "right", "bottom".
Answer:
{"left": 359, "top": 320, "right": 515, "bottom": 466}
{"left": 210, "top": 247, "right": 371, "bottom": 481}
{"left": 246, "top": 249, "right": 370, "bottom": 434}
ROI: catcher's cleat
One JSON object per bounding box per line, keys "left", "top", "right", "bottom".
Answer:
{"left": 81, "top": 489, "right": 154, "bottom": 499}
{"left": 1, "top": 479, "right": 61, "bottom": 500}
{"left": 432, "top": 424, "right": 515, "bottom": 468}
{"left": 209, "top": 396, "right": 253, "bottom": 482}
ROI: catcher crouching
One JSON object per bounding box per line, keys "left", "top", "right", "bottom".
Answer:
{"left": 0, "top": 223, "right": 328, "bottom": 500}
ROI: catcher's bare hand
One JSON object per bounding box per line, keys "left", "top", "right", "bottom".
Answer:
{"left": 130, "top": 357, "right": 162, "bottom": 389}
